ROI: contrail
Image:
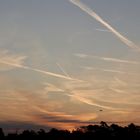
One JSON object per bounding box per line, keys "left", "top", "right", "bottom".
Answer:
{"left": 52, "top": 90, "right": 114, "bottom": 110}
{"left": 95, "top": 28, "right": 111, "bottom": 32}
{"left": 110, "top": 87, "right": 127, "bottom": 94}
{"left": 102, "top": 69, "right": 137, "bottom": 75}
{"left": 75, "top": 53, "right": 140, "bottom": 64}
{"left": 82, "top": 66, "right": 140, "bottom": 76}
{"left": 69, "top": 0, "right": 140, "bottom": 51}
{"left": 0, "top": 60, "right": 83, "bottom": 81}
{"left": 102, "top": 69, "right": 130, "bottom": 74}
{"left": 102, "top": 57, "right": 140, "bottom": 64}
{"left": 69, "top": 94, "right": 114, "bottom": 110}
{"left": 114, "top": 77, "right": 127, "bottom": 86}
{"left": 42, "top": 80, "right": 140, "bottom": 112}
{"left": 56, "top": 63, "right": 71, "bottom": 78}
{"left": 43, "top": 82, "right": 114, "bottom": 110}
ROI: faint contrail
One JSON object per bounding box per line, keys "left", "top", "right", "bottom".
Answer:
{"left": 114, "top": 77, "right": 127, "bottom": 86}
{"left": 0, "top": 60, "right": 82, "bottom": 81}
{"left": 102, "top": 69, "right": 130, "bottom": 74}
{"left": 56, "top": 63, "right": 71, "bottom": 78}
{"left": 110, "top": 87, "right": 127, "bottom": 94}
{"left": 82, "top": 66, "right": 140, "bottom": 76}
{"left": 69, "top": 0, "right": 140, "bottom": 51}
{"left": 102, "top": 57, "right": 140, "bottom": 64}
{"left": 75, "top": 53, "right": 140, "bottom": 64}
{"left": 95, "top": 28, "right": 111, "bottom": 32}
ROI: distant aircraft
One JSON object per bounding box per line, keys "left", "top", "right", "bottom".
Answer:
{"left": 99, "top": 110, "right": 103, "bottom": 112}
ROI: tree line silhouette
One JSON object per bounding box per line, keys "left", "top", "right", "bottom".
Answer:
{"left": 0, "top": 121, "right": 140, "bottom": 140}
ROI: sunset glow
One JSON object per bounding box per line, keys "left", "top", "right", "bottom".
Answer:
{"left": 0, "top": 0, "right": 140, "bottom": 132}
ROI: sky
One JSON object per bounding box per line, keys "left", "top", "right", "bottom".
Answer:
{"left": 0, "top": 0, "right": 140, "bottom": 132}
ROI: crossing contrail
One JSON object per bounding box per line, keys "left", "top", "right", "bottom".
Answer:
{"left": 0, "top": 60, "right": 83, "bottom": 82}
{"left": 69, "top": 0, "right": 140, "bottom": 51}
{"left": 56, "top": 63, "right": 71, "bottom": 78}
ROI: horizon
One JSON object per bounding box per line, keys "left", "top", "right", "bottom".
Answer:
{"left": 1, "top": 121, "right": 140, "bottom": 134}
{"left": 0, "top": 0, "right": 140, "bottom": 132}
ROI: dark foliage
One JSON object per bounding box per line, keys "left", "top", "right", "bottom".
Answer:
{"left": 0, "top": 122, "right": 140, "bottom": 140}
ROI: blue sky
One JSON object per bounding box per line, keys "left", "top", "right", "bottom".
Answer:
{"left": 0, "top": 0, "right": 140, "bottom": 131}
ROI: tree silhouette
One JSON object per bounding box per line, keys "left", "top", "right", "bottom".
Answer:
{"left": 0, "top": 122, "right": 140, "bottom": 139}
{"left": 0, "top": 128, "right": 4, "bottom": 139}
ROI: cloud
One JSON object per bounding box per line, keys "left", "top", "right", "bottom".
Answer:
{"left": 42, "top": 81, "right": 140, "bottom": 112}
{"left": 54, "top": 80, "right": 140, "bottom": 112}
{"left": 38, "top": 113, "right": 97, "bottom": 123}
{"left": 0, "top": 82, "right": 139, "bottom": 131}
{"left": 0, "top": 87, "right": 96, "bottom": 130}
{"left": 32, "top": 110, "right": 97, "bottom": 130}
{"left": 0, "top": 50, "right": 83, "bottom": 81}
{"left": 28, "top": 104, "right": 98, "bottom": 130}
{"left": 41, "top": 81, "right": 115, "bottom": 111}
{"left": 0, "top": 49, "right": 27, "bottom": 71}
{"left": 69, "top": 0, "right": 140, "bottom": 51}
{"left": 0, "top": 89, "right": 68, "bottom": 129}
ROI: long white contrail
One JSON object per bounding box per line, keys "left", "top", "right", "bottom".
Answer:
{"left": 0, "top": 60, "right": 82, "bottom": 81}
{"left": 69, "top": 0, "right": 140, "bottom": 51}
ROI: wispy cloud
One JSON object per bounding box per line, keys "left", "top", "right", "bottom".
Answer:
{"left": 0, "top": 50, "right": 27, "bottom": 71}
{"left": 69, "top": 0, "right": 140, "bottom": 51}
{"left": 43, "top": 79, "right": 140, "bottom": 112}
{"left": 27, "top": 102, "right": 98, "bottom": 129}
{"left": 42, "top": 81, "right": 115, "bottom": 110}
{"left": 32, "top": 109, "right": 97, "bottom": 130}
{"left": 35, "top": 108, "right": 97, "bottom": 123}
{"left": 0, "top": 50, "right": 83, "bottom": 82}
